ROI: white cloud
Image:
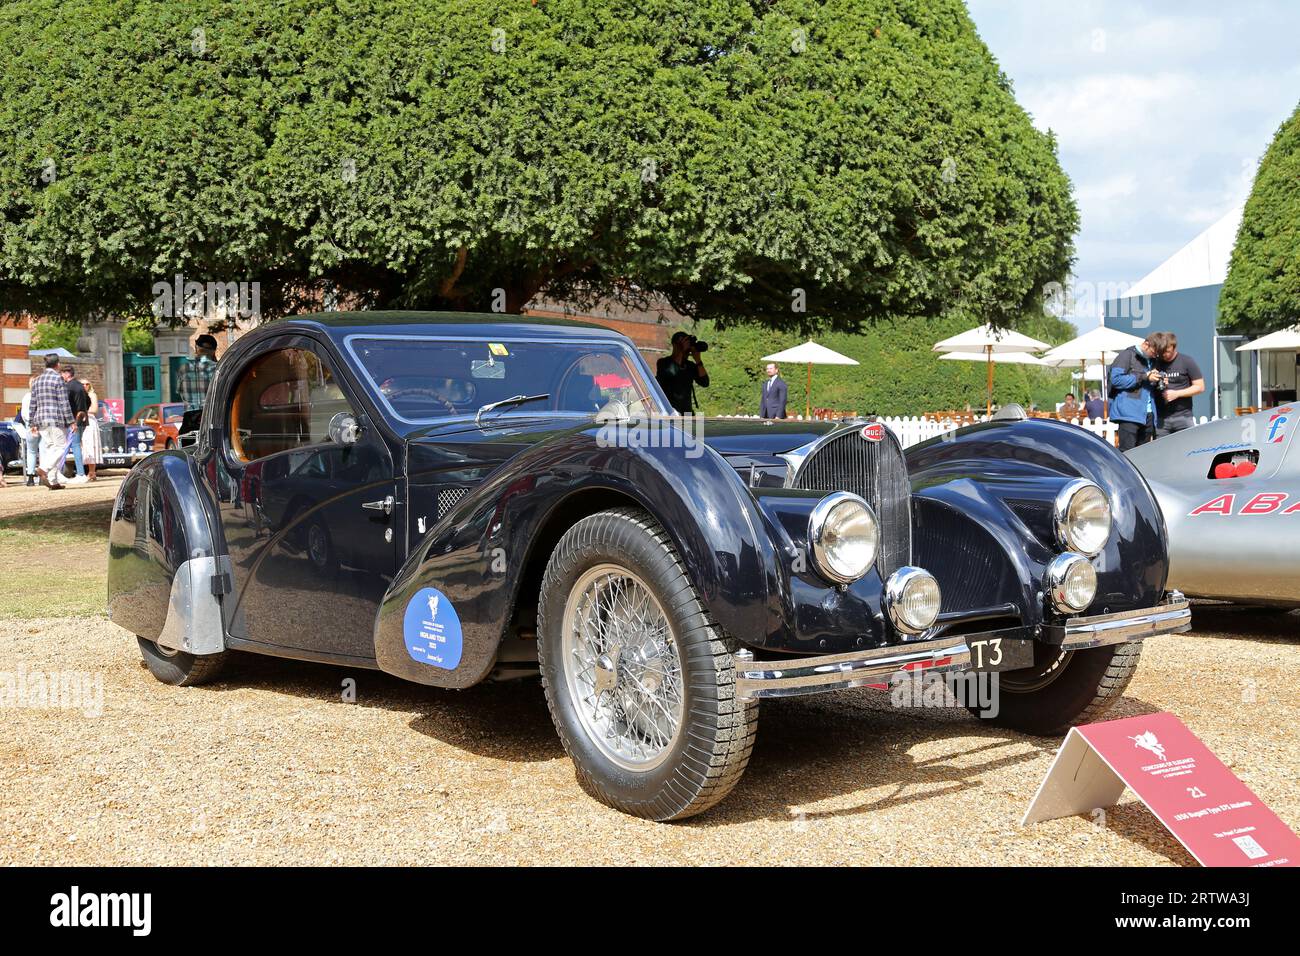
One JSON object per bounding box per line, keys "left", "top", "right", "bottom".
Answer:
{"left": 1075, "top": 172, "right": 1139, "bottom": 205}
{"left": 967, "top": 0, "right": 1300, "bottom": 292}
{"left": 1023, "top": 72, "right": 1195, "bottom": 149}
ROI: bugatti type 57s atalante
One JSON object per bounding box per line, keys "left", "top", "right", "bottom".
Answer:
{"left": 108, "top": 313, "right": 1191, "bottom": 820}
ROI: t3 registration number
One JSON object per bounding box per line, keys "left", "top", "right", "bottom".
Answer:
{"left": 965, "top": 635, "right": 1035, "bottom": 672}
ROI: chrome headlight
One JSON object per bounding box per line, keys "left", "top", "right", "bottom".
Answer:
{"left": 143, "top": 430, "right": 155, "bottom": 441}
{"left": 1046, "top": 553, "right": 1098, "bottom": 613}
{"left": 1054, "top": 479, "right": 1111, "bottom": 557}
{"left": 884, "top": 567, "right": 942, "bottom": 635}
{"left": 808, "top": 492, "right": 879, "bottom": 584}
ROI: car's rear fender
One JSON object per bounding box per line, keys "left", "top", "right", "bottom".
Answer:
{"left": 107, "top": 450, "right": 231, "bottom": 655}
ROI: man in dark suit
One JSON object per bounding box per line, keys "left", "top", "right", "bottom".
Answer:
{"left": 759, "top": 362, "right": 788, "bottom": 419}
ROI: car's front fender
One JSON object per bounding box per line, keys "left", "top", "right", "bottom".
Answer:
{"left": 372, "top": 424, "right": 783, "bottom": 689}
{"left": 906, "top": 418, "right": 1170, "bottom": 618}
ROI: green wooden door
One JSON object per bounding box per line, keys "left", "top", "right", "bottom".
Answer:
{"left": 123, "top": 353, "right": 162, "bottom": 420}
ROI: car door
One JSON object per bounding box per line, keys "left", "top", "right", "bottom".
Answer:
{"left": 213, "top": 336, "right": 398, "bottom": 662}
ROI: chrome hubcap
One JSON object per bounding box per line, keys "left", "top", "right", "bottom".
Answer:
{"left": 561, "top": 564, "right": 684, "bottom": 771}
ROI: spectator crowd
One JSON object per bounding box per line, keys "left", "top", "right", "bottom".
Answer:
{"left": 4, "top": 333, "right": 220, "bottom": 490}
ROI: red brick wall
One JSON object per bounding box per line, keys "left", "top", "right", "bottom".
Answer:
{"left": 2, "top": 314, "right": 33, "bottom": 415}
{"left": 524, "top": 297, "right": 681, "bottom": 354}
{"left": 28, "top": 355, "right": 107, "bottom": 400}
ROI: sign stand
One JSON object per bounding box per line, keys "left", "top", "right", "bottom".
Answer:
{"left": 1024, "top": 712, "right": 1299, "bottom": 866}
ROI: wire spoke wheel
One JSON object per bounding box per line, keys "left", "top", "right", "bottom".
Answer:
{"left": 538, "top": 508, "right": 757, "bottom": 820}
{"left": 561, "top": 563, "right": 685, "bottom": 772}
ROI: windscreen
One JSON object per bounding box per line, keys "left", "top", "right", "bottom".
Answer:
{"left": 349, "top": 337, "right": 666, "bottom": 422}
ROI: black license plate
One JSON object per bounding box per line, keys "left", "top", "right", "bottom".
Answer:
{"left": 965, "top": 635, "right": 1035, "bottom": 672}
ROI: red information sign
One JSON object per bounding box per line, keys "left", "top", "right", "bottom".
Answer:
{"left": 100, "top": 397, "right": 125, "bottom": 423}
{"left": 1024, "top": 712, "right": 1300, "bottom": 866}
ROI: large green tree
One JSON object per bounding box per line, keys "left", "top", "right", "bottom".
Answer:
{"left": 1220, "top": 101, "right": 1300, "bottom": 333}
{"left": 0, "top": 0, "right": 1076, "bottom": 328}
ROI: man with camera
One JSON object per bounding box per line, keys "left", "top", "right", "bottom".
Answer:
{"left": 1108, "top": 334, "right": 1164, "bottom": 451}
{"left": 656, "top": 331, "right": 710, "bottom": 415}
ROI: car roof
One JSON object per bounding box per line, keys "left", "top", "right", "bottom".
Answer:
{"left": 275, "top": 311, "right": 629, "bottom": 344}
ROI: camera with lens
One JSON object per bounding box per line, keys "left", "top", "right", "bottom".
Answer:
{"left": 684, "top": 334, "right": 709, "bottom": 353}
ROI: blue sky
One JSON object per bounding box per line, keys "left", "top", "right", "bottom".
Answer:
{"left": 966, "top": 1, "right": 1300, "bottom": 328}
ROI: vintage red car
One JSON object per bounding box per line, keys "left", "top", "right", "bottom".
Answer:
{"left": 128, "top": 402, "right": 187, "bottom": 451}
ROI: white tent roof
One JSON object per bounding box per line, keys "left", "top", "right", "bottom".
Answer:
{"left": 1042, "top": 324, "right": 1145, "bottom": 364}
{"left": 1125, "top": 201, "right": 1245, "bottom": 298}
{"left": 1236, "top": 325, "right": 1300, "bottom": 351}
{"left": 932, "top": 323, "right": 1051, "bottom": 354}
{"left": 762, "top": 341, "right": 859, "bottom": 365}
{"left": 939, "top": 350, "right": 1047, "bottom": 366}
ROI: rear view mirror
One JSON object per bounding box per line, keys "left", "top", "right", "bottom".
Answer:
{"left": 471, "top": 359, "right": 506, "bottom": 380}
{"left": 328, "top": 412, "right": 361, "bottom": 445}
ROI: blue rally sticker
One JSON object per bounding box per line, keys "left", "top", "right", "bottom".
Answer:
{"left": 403, "top": 587, "right": 463, "bottom": 670}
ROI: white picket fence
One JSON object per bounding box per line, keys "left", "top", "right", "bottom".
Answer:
{"left": 715, "top": 414, "right": 1222, "bottom": 448}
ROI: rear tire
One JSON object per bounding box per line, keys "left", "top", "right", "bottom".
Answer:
{"left": 537, "top": 507, "right": 757, "bottom": 821}
{"left": 137, "top": 637, "right": 229, "bottom": 687}
{"left": 971, "top": 640, "right": 1143, "bottom": 736}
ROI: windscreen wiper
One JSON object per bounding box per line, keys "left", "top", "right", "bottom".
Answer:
{"left": 475, "top": 393, "right": 550, "bottom": 428}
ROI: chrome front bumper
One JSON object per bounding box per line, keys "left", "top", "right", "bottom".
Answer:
{"left": 734, "top": 593, "right": 1192, "bottom": 701}
{"left": 1045, "top": 594, "right": 1192, "bottom": 649}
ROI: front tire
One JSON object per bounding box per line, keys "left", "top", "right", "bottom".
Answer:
{"left": 537, "top": 507, "right": 757, "bottom": 821}
{"left": 137, "top": 637, "right": 229, "bottom": 686}
{"left": 972, "top": 640, "right": 1144, "bottom": 736}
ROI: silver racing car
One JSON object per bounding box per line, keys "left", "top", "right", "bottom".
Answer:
{"left": 1127, "top": 405, "right": 1298, "bottom": 607}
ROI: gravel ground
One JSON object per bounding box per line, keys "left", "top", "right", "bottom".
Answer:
{"left": 0, "top": 472, "right": 125, "bottom": 519}
{"left": 2, "top": 601, "right": 1296, "bottom": 865}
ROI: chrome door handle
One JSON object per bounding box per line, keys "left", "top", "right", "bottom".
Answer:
{"left": 362, "top": 495, "right": 394, "bottom": 516}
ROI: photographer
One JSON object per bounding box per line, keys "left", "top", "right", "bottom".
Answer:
{"left": 656, "top": 330, "right": 709, "bottom": 415}
{"left": 1108, "top": 334, "right": 1163, "bottom": 451}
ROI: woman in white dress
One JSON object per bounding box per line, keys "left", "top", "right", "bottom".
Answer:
{"left": 80, "top": 380, "right": 103, "bottom": 481}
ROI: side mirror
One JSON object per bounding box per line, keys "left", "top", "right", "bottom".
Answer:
{"left": 328, "top": 412, "right": 362, "bottom": 445}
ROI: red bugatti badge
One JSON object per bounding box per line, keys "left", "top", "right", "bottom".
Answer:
{"left": 860, "top": 422, "right": 885, "bottom": 442}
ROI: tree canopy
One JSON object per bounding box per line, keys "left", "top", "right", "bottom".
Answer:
{"left": 1220, "top": 101, "right": 1300, "bottom": 333}
{"left": 0, "top": 0, "right": 1076, "bottom": 329}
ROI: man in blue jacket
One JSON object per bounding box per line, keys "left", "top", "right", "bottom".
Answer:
{"left": 1108, "top": 334, "right": 1164, "bottom": 451}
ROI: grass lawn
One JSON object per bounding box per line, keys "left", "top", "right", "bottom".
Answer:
{"left": 0, "top": 501, "right": 111, "bottom": 620}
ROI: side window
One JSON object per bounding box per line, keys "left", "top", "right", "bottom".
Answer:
{"left": 228, "top": 348, "right": 352, "bottom": 463}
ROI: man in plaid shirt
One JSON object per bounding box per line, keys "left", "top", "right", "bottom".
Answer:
{"left": 178, "top": 333, "right": 220, "bottom": 410}
{"left": 30, "top": 354, "right": 74, "bottom": 490}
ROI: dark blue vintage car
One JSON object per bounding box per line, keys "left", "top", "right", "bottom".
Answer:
{"left": 0, "top": 421, "right": 22, "bottom": 473}
{"left": 107, "top": 312, "right": 1191, "bottom": 820}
